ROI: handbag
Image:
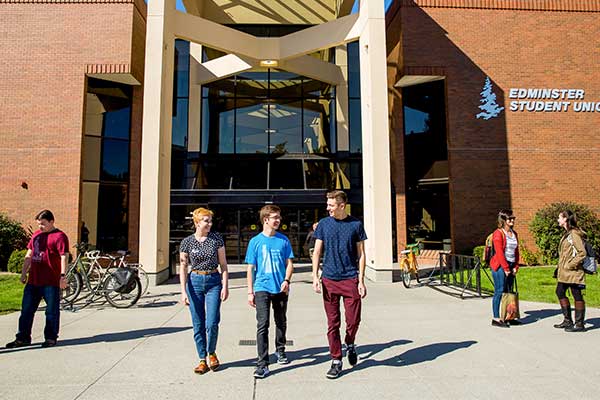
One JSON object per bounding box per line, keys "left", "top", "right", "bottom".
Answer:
{"left": 500, "top": 277, "right": 520, "bottom": 321}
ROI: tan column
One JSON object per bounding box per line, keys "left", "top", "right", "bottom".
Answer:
{"left": 139, "top": 0, "right": 175, "bottom": 285}
{"left": 358, "top": 0, "right": 394, "bottom": 281}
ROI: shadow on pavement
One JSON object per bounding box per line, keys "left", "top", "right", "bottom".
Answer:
{"left": 345, "top": 340, "right": 477, "bottom": 375}
{"left": 0, "top": 326, "right": 190, "bottom": 354}
{"left": 585, "top": 317, "right": 600, "bottom": 331}
{"left": 520, "top": 308, "right": 561, "bottom": 324}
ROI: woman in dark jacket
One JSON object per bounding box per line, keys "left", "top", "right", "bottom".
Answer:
{"left": 554, "top": 210, "right": 587, "bottom": 332}
{"left": 490, "top": 210, "right": 520, "bottom": 328}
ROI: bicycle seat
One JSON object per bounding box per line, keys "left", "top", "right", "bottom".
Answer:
{"left": 117, "top": 250, "right": 131, "bottom": 256}
{"left": 400, "top": 250, "right": 411, "bottom": 255}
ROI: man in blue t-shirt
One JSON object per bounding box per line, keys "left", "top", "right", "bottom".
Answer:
{"left": 245, "top": 205, "right": 294, "bottom": 379}
{"left": 312, "top": 190, "right": 367, "bottom": 379}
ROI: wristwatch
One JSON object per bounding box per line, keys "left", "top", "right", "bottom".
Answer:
{"left": 284, "top": 279, "right": 291, "bottom": 284}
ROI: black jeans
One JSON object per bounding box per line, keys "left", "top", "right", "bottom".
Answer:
{"left": 255, "top": 291, "right": 288, "bottom": 367}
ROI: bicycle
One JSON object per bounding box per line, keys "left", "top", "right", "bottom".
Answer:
{"left": 107, "top": 250, "right": 149, "bottom": 297}
{"left": 61, "top": 243, "right": 98, "bottom": 306}
{"left": 61, "top": 244, "right": 142, "bottom": 309}
{"left": 399, "top": 243, "right": 421, "bottom": 288}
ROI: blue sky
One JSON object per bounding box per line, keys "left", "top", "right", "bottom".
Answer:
{"left": 175, "top": 0, "right": 394, "bottom": 13}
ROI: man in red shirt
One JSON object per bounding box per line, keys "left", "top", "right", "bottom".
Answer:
{"left": 6, "top": 210, "right": 69, "bottom": 348}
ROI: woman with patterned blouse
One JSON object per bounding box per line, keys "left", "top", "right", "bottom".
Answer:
{"left": 179, "top": 207, "right": 229, "bottom": 374}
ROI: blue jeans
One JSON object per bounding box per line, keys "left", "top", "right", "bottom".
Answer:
{"left": 491, "top": 262, "right": 516, "bottom": 318}
{"left": 187, "top": 273, "right": 222, "bottom": 359}
{"left": 16, "top": 284, "right": 60, "bottom": 342}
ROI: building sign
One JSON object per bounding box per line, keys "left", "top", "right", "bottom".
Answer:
{"left": 509, "top": 88, "right": 600, "bottom": 113}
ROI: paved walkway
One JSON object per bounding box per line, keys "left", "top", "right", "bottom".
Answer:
{"left": 1, "top": 266, "right": 599, "bottom": 400}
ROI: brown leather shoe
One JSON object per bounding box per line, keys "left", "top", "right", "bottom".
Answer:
{"left": 208, "top": 353, "right": 220, "bottom": 371}
{"left": 194, "top": 360, "right": 209, "bottom": 375}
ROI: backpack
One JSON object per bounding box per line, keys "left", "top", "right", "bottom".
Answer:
{"left": 567, "top": 234, "right": 597, "bottom": 275}
{"left": 110, "top": 267, "right": 138, "bottom": 293}
{"left": 582, "top": 240, "right": 597, "bottom": 275}
{"left": 484, "top": 231, "right": 496, "bottom": 264}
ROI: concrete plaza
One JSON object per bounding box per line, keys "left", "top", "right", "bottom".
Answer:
{"left": 1, "top": 266, "right": 599, "bottom": 399}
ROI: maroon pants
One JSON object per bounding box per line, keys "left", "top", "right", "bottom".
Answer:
{"left": 321, "top": 277, "right": 362, "bottom": 360}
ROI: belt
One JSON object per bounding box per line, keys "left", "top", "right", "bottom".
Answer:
{"left": 190, "top": 269, "right": 219, "bottom": 275}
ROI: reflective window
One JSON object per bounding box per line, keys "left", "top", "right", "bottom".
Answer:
{"left": 101, "top": 139, "right": 129, "bottom": 182}
{"left": 305, "top": 161, "right": 334, "bottom": 188}
{"left": 270, "top": 101, "right": 302, "bottom": 154}
{"left": 82, "top": 78, "right": 132, "bottom": 251}
{"left": 347, "top": 41, "right": 361, "bottom": 98}
{"left": 304, "top": 99, "right": 332, "bottom": 154}
{"left": 236, "top": 100, "right": 268, "bottom": 153}
{"left": 202, "top": 98, "right": 234, "bottom": 154}
{"left": 174, "top": 40, "right": 190, "bottom": 98}
{"left": 172, "top": 98, "right": 188, "bottom": 148}
{"left": 270, "top": 160, "right": 304, "bottom": 189}
{"left": 348, "top": 98, "right": 362, "bottom": 154}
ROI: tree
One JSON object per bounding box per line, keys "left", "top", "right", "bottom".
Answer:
{"left": 476, "top": 77, "right": 504, "bottom": 120}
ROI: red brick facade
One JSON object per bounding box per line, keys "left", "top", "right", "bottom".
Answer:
{"left": 387, "top": 0, "right": 600, "bottom": 254}
{"left": 0, "top": 0, "right": 145, "bottom": 256}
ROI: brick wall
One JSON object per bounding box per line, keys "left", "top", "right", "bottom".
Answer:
{"left": 388, "top": 0, "right": 600, "bottom": 254}
{"left": 0, "top": 1, "right": 145, "bottom": 250}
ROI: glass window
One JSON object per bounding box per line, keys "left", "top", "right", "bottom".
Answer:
{"left": 174, "top": 40, "right": 190, "bottom": 98}
{"left": 347, "top": 41, "right": 361, "bottom": 99}
{"left": 304, "top": 99, "right": 332, "bottom": 154}
{"left": 304, "top": 78, "right": 334, "bottom": 98}
{"left": 194, "top": 159, "right": 268, "bottom": 189}
{"left": 96, "top": 183, "right": 128, "bottom": 251}
{"left": 103, "top": 107, "right": 131, "bottom": 139}
{"left": 172, "top": 98, "right": 188, "bottom": 148}
{"left": 305, "top": 161, "right": 334, "bottom": 189}
{"left": 269, "top": 101, "right": 302, "bottom": 154}
{"left": 269, "top": 71, "right": 302, "bottom": 98}
{"left": 236, "top": 71, "right": 268, "bottom": 98}
{"left": 201, "top": 98, "right": 235, "bottom": 154}
{"left": 202, "top": 77, "right": 236, "bottom": 97}
{"left": 236, "top": 99, "right": 268, "bottom": 154}
{"left": 348, "top": 98, "right": 362, "bottom": 154}
{"left": 270, "top": 160, "right": 304, "bottom": 189}
{"left": 101, "top": 139, "right": 129, "bottom": 182}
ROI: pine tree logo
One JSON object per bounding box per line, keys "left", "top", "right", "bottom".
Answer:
{"left": 476, "top": 76, "right": 504, "bottom": 120}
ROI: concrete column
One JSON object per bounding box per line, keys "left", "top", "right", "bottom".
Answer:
{"left": 358, "top": 0, "right": 394, "bottom": 281}
{"left": 139, "top": 0, "right": 176, "bottom": 285}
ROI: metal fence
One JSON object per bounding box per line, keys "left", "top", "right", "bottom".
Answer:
{"left": 437, "top": 253, "right": 494, "bottom": 298}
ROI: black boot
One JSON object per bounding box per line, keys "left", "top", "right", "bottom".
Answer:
{"left": 565, "top": 301, "right": 585, "bottom": 332}
{"left": 553, "top": 298, "right": 573, "bottom": 329}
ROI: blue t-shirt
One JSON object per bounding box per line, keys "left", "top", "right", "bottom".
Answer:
{"left": 314, "top": 215, "right": 367, "bottom": 280}
{"left": 245, "top": 232, "right": 294, "bottom": 294}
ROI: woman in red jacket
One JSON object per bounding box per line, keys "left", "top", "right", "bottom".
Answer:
{"left": 490, "top": 210, "right": 520, "bottom": 328}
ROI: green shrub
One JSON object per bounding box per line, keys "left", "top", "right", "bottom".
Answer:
{"left": 0, "top": 213, "right": 29, "bottom": 271}
{"left": 472, "top": 245, "right": 486, "bottom": 266}
{"left": 519, "top": 241, "right": 540, "bottom": 266}
{"left": 529, "top": 202, "right": 600, "bottom": 265}
{"left": 7, "top": 249, "right": 27, "bottom": 273}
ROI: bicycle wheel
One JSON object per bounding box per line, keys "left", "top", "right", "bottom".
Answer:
{"left": 104, "top": 274, "right": 142, "bottom": 308}
{"left": 401, "top": 259, "right": 412, "bottom": 288}
{"left": 61, "top": 271, "right": 82, "bottom": 305}
{"left": 414, "top": 267, "right": 421, "bottom": 284}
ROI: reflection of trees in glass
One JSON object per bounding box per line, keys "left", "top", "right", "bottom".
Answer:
{"left": 273, "top": 141, "right": 288, "bottom": 154}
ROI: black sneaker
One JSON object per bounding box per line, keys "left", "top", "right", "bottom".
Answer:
{"left": 254, "top": 366, "right": 270, "bottom": 379}
{"left": 41, "top": 339, "right": 57, "bottom": 348}
{"left": 276, "top": 350, "right": 289, "bottom": 364}
{"left": 491, "top": 320, "right": 510, "bottom": 328}
{"left": 347, "top": 344, "right": 358, "bottom": 366}
{"left": 5, "top": 339, "right": 31, "bottom": 349}
{"left": 326, "top": 361, "right": 342, "bottom": 379}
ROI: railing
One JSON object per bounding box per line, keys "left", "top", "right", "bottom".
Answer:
{"left": 437, "top": 253, "right": 494, "bottom": 298}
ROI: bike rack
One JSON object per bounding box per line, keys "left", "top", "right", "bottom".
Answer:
{"left": 435, "top": 253, "right": 494, "bottom": 298}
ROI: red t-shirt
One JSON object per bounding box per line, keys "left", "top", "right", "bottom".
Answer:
{"left": 27, "top": 229, "right": 69, "bottom": 287}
